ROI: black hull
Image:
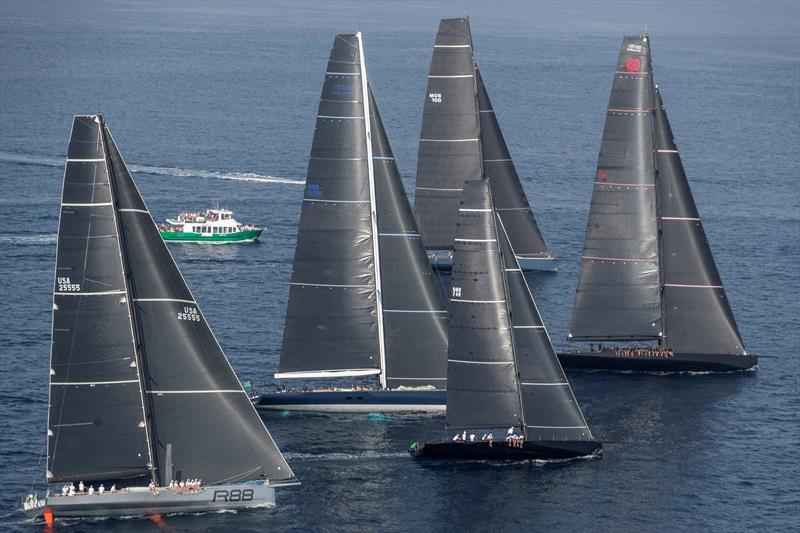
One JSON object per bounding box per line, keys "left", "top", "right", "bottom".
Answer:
{"left": 409, "top": 440, "right": 601, "bottom": 461}
{"left": 557, "top": 351, "right": 758, "bottom": 372}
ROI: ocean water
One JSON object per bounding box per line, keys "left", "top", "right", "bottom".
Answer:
{"left": 1, "top": 1, "right": 798, "bottom": 531}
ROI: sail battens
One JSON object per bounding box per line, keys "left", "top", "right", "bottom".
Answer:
{"left": 593, "top": 181, "right": 655, "bottom": 187}
{"left": 484, "top": 158, "right": 512, "bottom": 162}
{"left": 418, "top": 187, "right": 463, "bottom": 192}
{"left": 61, "top": 201, "right": 113, "bottom": 207}
{"left": 132, "top": 298, "right": 197, "bottom": 304}
{"left": 581, "top": 255, "right": 657, "bottom": 263}
{"left": 52, "top": 380, "right": 140, "bottom": 386}
{"left": 514, "top": 325, "right": 546, "bottom": 329}
{"left": 309, "top": 156, "right": 366, "bottom": 161}
{"left": 147, "top": 390, "right": 243, "bottom": 395}
{"left": 607, "top": 107, "right": 649, "bottom": 113}
{"left": 521, "top": 382, "right": 569, "bottom": 386}
{"left": 526, "top": 425, "right": 588, "bottom": 429}
{"left": 428, "top": 74, "right": 473, "bottom": 78}
{"left": 459, "top": 208, "right": 491, "bottom": 212}
{"left": 317, "top": 115, "right": 364, "bottom": 120}
{"left": 66, "top": 158, "right": 105, "bottom": 162}
{"left": 326, "top": 71, "right": 361, "bottom": 76}
{"left": 657, "top": 149, "right": 679, "bottom": 153}
{"left": 54, "top": 290, "right": 126, "bottom": 296}
{"left": 451, "top": 299, "right": 506, "bottom": 304}
{"left": 289, "top": 282, "right": 372, "bottom": 288}
{"left": 434, "top": 44, "right": 471, "bottom": 48}
{"left": 378, "top": 232, "right": 420, "bottom": 237}
{"left": 661, "top": 216, "right": 700, "bottom": 221}
{"left": 449, "top": 359, "right": 514, "bottom": 365}
{"left": 664, "top": 283, "right": 723, "bottom": 289}
{"left": 118, "top": 208, "right": 149, "bottom": 213}
{"left": 454, "top": 238, "right": 496, "bottom": 243}
{"left": 419, "top": 138, "right": 479, "bottom": 142}
{"left": 383, "top": 309, "right": 447, "bottom": 314}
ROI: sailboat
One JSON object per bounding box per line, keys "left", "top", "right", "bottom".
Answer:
{"left": 414, "top": 17, "right": 553, "bottom": 271}
{"left": 22, "top": 115, "right": 297, "bottom": 520}
{"left": 255, "top": 33, "right": 449, "bottom": 413}
{"left": 409, "top": 177, "right": 599, "bottom": 459}
{"left": 558, "top": 35, "right": 757, "bottom": 372}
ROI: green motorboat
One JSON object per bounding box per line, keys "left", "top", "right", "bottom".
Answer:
{"left": 159, "top": 208, "right": 264, "bottom": 243}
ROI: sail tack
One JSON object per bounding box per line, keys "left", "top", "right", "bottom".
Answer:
{"left": 49, "top": 115, "right": 295, "bottom": 486}
{"left": 570, "top": 35, "right": 662, "bottom": 341}
{"left": 654, "top": 88, "right": 746, "bottom": 355}
{"left": 414, "top": 17, "right": 482, "bottom": 251}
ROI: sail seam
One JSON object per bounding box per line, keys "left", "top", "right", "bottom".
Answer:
{"left": 451, "top": 298, "right": 505, "bottom": 304}
{"left": 326, "top": 72, "right": 360, "bottom": 76}
{"left": 664, "top": 283, "right": 723, "bottom": 288}
{"left": 448, "top": 359, "right": 513, "bottom": 365}
{"left": 454, "top": 238, "right": 496, "bottom": 242}
{"left": 383, "top": 309, "right": 447, "bottom": 313}
{"left": 66, "top": 158, "right": 105, "bottom": 162}
{"left": 133, "top": 298, "right": 197, "bottom": 304}
{"left": 147, "top": 390, "right": 242, "bottom": 394}
{"left": 526, "top": 425, "right": 588, "bottom": 429}
{"left": 54, "top": 289, "right": 125, "bottom": 296}
{"left": 52, "top": 380, "right": 139, "bottom": 386}
{"left": 420, "top": 138, "right": 479, "bottom": 142}
{"left": 317, "top": 115, "right": 364, "bottom": 120}
{"left": 434, "top": 44, "right": 470, "bottom": 48}
{"left": 61, "top": 202, "right": 113, "bottom": 207}
{"left": 118, "top": 208, "right": 149, "bottom": 213}
{"left": 417, "top": 187, "right": 463, "bottom": 191}
{"left": 459, "top": 208, "right": 491, "bottom": 212}
{"left": 520, "top": 382, "right": 569, "bottom": 386}
{"left": 661, "top": 217, "right": 700, "bottom": 221}
{"left": 428, "top": 74, "right": 473, "bottom": 79}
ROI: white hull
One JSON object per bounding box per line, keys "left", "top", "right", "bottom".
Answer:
{"left": 24, "top": 483, "right": 280, "bottom": 519}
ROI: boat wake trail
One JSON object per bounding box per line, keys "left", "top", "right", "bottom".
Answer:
{"left": 283, "top": 451, "right": 408, "bottom": 462}
{"left": 0, "top": 151, "right": 305, "bottom": 185}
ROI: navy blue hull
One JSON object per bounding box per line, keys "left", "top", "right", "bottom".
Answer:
{"left": 557, "top": 351, "right": 758, "bottom": 372}
{"left": 254, "top": 390, "right": 446, "bottom": 412}
{"left": 409, "top": 440, "right": 601, "bottom": 460}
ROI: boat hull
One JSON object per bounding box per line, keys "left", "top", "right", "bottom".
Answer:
{"left": 426, "top": 250, "right": 555, "bottom": 272}
{"left": 557, "top": 351, "right": 758, "bottom": 372}
{"left": 23, "top": 483, "right": 278, "bottom": 519}
{"left": 255, "top": 389, "right": 445, "bottom": 413}
{"left": 409, "top": 440, "right": 601, "bottom": 460}
{"left": 160, "top": 228, "right": 263, "bottom": 243}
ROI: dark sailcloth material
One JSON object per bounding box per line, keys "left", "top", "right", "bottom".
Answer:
{"left": 446, "top": 179, "right": 522, "bottom": 431}
{"left": 495, "top": 214, "right": 593, "bottom": 442}
{"left": 278, "top": 34, "right": 381, "bottom": 378}
{"left": 48, "top": 116, "right": 151, "bottom": 483}
{"left": 654, "top": 88, "right": 747, "bottom": 355}
{"left": 476, "top": 67, "right": 550, "bottom": 260}
{"left": 101, "top": 123, "right": 295, "bottom": 486}
{"left": 570, "top": 35, "right": 662, "bottom": 341}
{"left": 369, "top": 86, "right": 449, "bottom": 389}
{"left": 414, "top": 17, "right": 482, "bottom": 250}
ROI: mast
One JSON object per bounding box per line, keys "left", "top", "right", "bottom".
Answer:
{"left": 569, "top": 35, "right": 661, "bottom": 342}
{"left": 357, "top": 32, "right": 387, "bottom": 389}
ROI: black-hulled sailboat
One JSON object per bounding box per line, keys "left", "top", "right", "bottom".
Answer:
{"left": 255, "top": 33, "right": 448, "bottom": 412}
{"left": 410, "top": 177, "right": 599, "bottom": 459}
{"left": 414, "top": 17, "right": 553, "bottom": 271}
{"left": 558, "top": 36, "right": 757, "bottom": 372}
{"left": 22, "top": 115, "right": 296, "bottom": 520}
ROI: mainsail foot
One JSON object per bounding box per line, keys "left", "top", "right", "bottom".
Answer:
{"left": 408, "top": 440, "right": 600, "bottom": 461}
{"left": 21, "top": 482, "right": 283, "bottom": 520}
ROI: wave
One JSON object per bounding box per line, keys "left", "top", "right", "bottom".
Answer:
{"left": 0, "top": 151, "right": 305, "bottom": 186}
{"left": 0, "top": 233, "right": 57, "bottom": 245}
{"left": 283, "top": 451, "right": 408, "bottom": 462}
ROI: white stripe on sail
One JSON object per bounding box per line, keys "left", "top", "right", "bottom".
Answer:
{"left": 133, "top": 298, "right": 197, "bottom": 304}
{"left": 317, "top": 115, "right": 364, "bottom": 120}
{"left": 52, "top": 380, "right": 139, "bottom": 386}
{"left": 513, "top": 325, "right": 545, "bottom": 329}
{"left": 420, "top": 138, "right": 478, "bottom": 142}
{"left": 459, "top": 208, "right": 491, "bottom": 212}
{"left": 520, "top": 382, "right": 569, "bottom": 386}
{"left": 449, "top": 359, "right": 513, "bottom": 365}
{"left": 66, "top": 158, "right": 105, "bottom": 162}
{"left": 55, "top": 290, "right": 126, "bottom": 296}
{"left": 147, "top": 390, "right": 243, "bottom": 394}
{"left": 118, "top": 208, "right": 149, "bottom": 213}
{"left": 451, "top": 299, "right": 505, "bottom": 304}
{"left": 383, "top": 309, "right": 447, "bottom": 314}
{"left": 428, "top": 74, "right": 473, "bottom": 79}
{"left": 417, "top": 187, "right": 463, "bottom": 192}
{"left": 454, "top": 238, "right": 496, "bottom": 243}
{"left": 434, "top": 44, "right": 471, "bottom": 48}
{"left": 664, "top": 283, "right": 723, "bottom": 288}
{"left": 526, "top": 425, "right": 588, "bottom": 429}
{"left": 302, "top": 199, "right": 369, "bottom": 204}
{"left": 62, "top": 202, "right": 112, "bottom": 207}
{"left": 274, "top": 369, "right": 381, "bottom": 379}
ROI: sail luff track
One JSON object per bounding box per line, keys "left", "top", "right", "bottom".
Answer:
{"left": 569, "top": 35, "right": 662, "bottom": 341}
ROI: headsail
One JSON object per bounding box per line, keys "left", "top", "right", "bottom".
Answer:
{"left": 476, "top": 66, "right": 551, "bottom": 261}
{"left": 570, "top": 35, "right": 662, "bottom": 341}
{"left": 48, "top": 115, "right": 295, "bottom": 487}
{"left": 446, "top": 179, "right": 522, "bottom": 431}
{"left": 48, "top": 116, "right": 151, "bottom": 483}
{"left": 496, "top": 213, "right": 593, "bottom": 441}
{"left": 369, "top": 86, "right": 449, "bottom": 389}
{"left": 654, "top": 88, "right": 747, "bottom": 355}
{"left": 414, "top": 17, "right": 482, "bottom": 251}
{"left": 277, "top": 34, "right": 381, "bottom": 380}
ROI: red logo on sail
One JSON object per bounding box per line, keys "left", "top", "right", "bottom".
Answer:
{"left": 625, "top": 57, "right": 641, "bottom": 72}
{"left": 596, "top": 169, "right": 608, "bottom": 181}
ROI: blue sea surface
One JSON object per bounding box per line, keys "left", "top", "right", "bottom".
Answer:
{"left": 1, "top": 1, "right": 798, "bottom": 531}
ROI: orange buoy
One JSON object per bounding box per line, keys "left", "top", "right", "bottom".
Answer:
{"left": 43, "top": 507, "right": 54, "bottom": 527}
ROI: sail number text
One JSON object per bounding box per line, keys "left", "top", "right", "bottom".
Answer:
{"left": 212, "top": 488, "right": 254, "bottom": 502}
{"left": 57, "top": 277, "right": 81, "bottom": 292}
{"left": 177, "top": 306, "right": 201, "bottom": 322}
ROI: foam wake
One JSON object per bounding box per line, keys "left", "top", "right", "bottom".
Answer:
{"left": 0, "top": 151, "right": 305, "bottom": 185}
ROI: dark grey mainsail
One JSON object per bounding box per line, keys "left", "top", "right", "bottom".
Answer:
{"left": 654, "top": 88, "right": 747, "bottom": 355}
{"left": 277, "top": 34, "right": 382, "bottom": 380}
{"left": 277, "top": 33, "right": 449, "bottom": 391}
{"left": 570, "top": 35, "right": 662, "bottom": 341}
{"left": 369, "top": 86, "right": 449, "bottom": 389}
{"left": 414, "top": 17, "right": 482, "bottom": 251}
{"left": 496, "top": 214, "right": 592, "bottom": 441}
{"left": 48, "top": 115, "right": 295, "bottom": 488}
{"left": 48, "top": 116, "right": 151, "bottom": 483}
{"left": 446, "top": 179, "right": 523, "bottom": 431}
{"left": 476, "top": 66, "right": 551, "bottom": 261}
